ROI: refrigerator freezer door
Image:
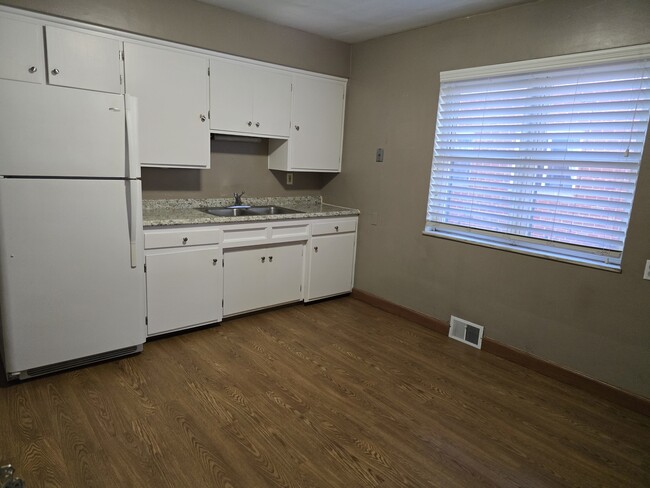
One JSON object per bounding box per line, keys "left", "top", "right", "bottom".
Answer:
{"left": 0, "top": 178, "right": 146, "bottom": 374}
{"left": 0, "top": 79, "right": 126, "bottom": 177}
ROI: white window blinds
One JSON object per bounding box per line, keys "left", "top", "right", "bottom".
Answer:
{"left": 426, "top": 46, "right": 650, "bottom": 269}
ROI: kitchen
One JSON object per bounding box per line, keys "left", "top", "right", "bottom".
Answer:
{"left": 1, "top": 0, "right": 649, "bottom": 486}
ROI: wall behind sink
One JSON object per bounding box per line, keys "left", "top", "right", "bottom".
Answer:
{"left": 142, "top": 139, "right": 328, "bottom": 200}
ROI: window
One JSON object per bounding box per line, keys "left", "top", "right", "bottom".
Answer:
{"left": 425, "top": 45, "right": 650, "bottom": 270}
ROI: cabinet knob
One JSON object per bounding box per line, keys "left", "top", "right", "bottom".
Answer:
{"left": 51, "top": 68, "right": 60, "bottom": 75}
{"left": 213, "top": 258, "right": 218, "bottom": 265}
{"left": 268, "top": 256, "right": 273, "bottom": 262}
{"left": 28, "top": 66, "right": 38, "bottom": 73}
{"left": 182, "top": 237, "right": 188, "bottom": 244}
{"left": 200, "top": 114, "right": 206, "bottom": 122}
{"left": 335, "top": 226, "right": 339, "bottom": 232}
{"left": 294, "top": 125, "right": 300, "bottom": 131}
{"left": 261, "top": 256, "right": 265, "bottom": 263}
{"left": 255, "top": 122, "right": 260, "bottom": 128}
{"left": 247, "top": 121, "right": 253, "bottom": 127}
{"left": 314, "top": 246, "right": 319, "bottom": 253}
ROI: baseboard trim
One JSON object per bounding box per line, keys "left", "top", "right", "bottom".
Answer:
{"left": 351, "top": 289, "right": 649, "bottom": 417}
{"left": 351, "top": 289, "right": 449, "bottom": 335}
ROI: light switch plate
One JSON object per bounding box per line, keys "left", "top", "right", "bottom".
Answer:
{"left": 286, "top": 173, "right": 293, "bottom": 185}
{"left": 644, "top": 259, "right": 650, "bottom": 280}
{"left": 376, "top": 148, "right": 384, "bottom": 162}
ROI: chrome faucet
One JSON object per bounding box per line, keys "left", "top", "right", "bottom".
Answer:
{"left": 233, "top": 191, "right": 245, "bottom": 207}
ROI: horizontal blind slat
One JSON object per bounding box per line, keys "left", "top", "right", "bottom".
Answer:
{"left": 429, "top": 55, "right": 649, "bottom": 258}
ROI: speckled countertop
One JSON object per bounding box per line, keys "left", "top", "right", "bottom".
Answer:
{"left": 142, "top": 196, "right": 360, "bottom": 227}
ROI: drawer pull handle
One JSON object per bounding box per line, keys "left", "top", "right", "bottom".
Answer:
{"left": 51, "top": 68, "right": 60, "bottom": 75}
{"left": 335, "top": 226, "right": 339, "bottom": 232}
{"left": 314, "top": 246, "right": 318, "bottom": 253}
{"left": 213, "top": 258, "right": 218, "bottom": 265}
{"left": 28, "top": 66, "right": 38, "bottom": 73}
{"left": 261, "top": 256, "right": 265, "bottom": 263}
{"left": 182, "top": 237, "right": 188, "bottom": 244}
{"left": 269, "top": 256, "right": 273, "bottom": 262}
{"left": 247, "top": 121, "right": 253, "bottom": 127}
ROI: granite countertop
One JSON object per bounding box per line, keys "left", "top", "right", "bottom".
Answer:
{"left": 143, "top": 196, "right": 360, "bottom": 227}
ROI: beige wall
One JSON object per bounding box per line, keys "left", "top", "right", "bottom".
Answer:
{"left": 0, "top": 0, "right": 349, "bottom": 76}
{"left": 142, "top": 140, "right": 326, "bottom": 199}
{"left": 0, "top": 0, "right": 350, "bottom": 200}
{"left": 324, "top": 0, "right": 650, "bottom": 398}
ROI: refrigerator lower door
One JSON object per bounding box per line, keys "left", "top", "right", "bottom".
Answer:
{"left": 0, "top": 178, "right": 146, "bottom": 377}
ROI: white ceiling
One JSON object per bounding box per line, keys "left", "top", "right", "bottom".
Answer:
{"left": 197, "top": 0, "right": 534, "bottom": 43}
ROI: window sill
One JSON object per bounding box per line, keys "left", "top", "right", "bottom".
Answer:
{"left": 422, "top": 227, "right": 621, "bottom": 273}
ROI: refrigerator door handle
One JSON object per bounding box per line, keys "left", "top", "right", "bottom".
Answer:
{"left": 127, "top": 179, "right": 139, "bottom": 269}
{"left": 125, "top": 95, "right": 141, "bottom": 268}
{"left": 125, "top": 95, "right": 140, "bottom": 180}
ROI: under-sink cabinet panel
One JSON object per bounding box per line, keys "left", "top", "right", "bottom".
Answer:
{"left": 145, "top": 246, "right": 222, "bottom": 336}
{"left": 223, "top": 242, "right": 304, "bottom": 316}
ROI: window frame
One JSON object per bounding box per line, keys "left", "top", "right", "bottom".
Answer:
{"left": 424, "top": 44, "right": 650, "bottom": 271}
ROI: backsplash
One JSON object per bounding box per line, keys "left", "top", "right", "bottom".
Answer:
{"left": 142, "top": 139, "right": 330, "bottom": 199}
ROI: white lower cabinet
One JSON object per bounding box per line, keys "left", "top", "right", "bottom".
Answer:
{"left": 144, "top": 229, "right": 222, "bottom": 336}
{"left": 223, "top": 242, "right": 304, "bottom": 316}
{"left": 143, "top": 217, "right": 356, "bottom": 332}
{"left": 306, "top": 218, "right": 357, "bottom": 301}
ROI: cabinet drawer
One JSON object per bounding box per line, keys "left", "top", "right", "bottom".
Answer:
{"left": 270, "top": 224, "right": 309, "bottom": 240}
{"left": 222, "top": 225, "right": 268, "bottom": 246}
{"left": 312, "top": 219, "right": 356, "bottom": 236}
{"left": 145, "top": 228, "right": 221, "bottom": 249}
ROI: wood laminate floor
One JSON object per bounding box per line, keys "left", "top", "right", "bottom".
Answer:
{"left": 1, "top": 297, "right": 649, "bottom": 487}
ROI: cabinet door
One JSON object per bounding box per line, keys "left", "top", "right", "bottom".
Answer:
{"left": 45, "top": 26, "right": 122, "bottom": 93}
{"left": 252, "top": 67, "right": 291, "bottom": 138}
{"left": 266, "top": 243, "right": 304, "bottom": 305}
{"left": 125, "top": 43, "right": 210, "bottom": 168}
{"left": 210, "top": 58, "right": 291, "bottom": 138}
{"left": 290, "top": 75, "right": 346, "bottom": 172}
{"left": 146, "top": 246, "right": 222, "bottom": 336}
{"left": 307, "top": 233, "right": 356, "bottom": 301}
{"left": 0, "top": 17, "right": 44, "bottom": 84}
{"left": 223, "top": 243, "right": 304, "bottom": 316}
{"left": 210, "top": 57, "right": 255, "bottom": 134}
{"left": 223, "top": 247, "right": 268, "bottom": 316}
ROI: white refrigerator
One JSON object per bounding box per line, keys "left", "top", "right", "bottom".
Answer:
{"left": 0, "top": 79, "right": 146, "bottom": 380}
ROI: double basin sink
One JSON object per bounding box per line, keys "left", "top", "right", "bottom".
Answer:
{"left": 202, "top": 205, "right": 303, "bottom": 217}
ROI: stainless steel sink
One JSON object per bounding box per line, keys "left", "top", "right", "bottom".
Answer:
{"left": 203, "top": 207, "right": 251, "bottom": 217}
{"left": 202, "top": 205, "right": 303, "bottom": 217}
{"left": 245, "top": 206, "right": 303, "bottom": 215}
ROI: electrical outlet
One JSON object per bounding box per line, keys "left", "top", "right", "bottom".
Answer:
{"left": 644, "top": 259, "right": 650, "bottom": 280}
{"left": 286, "top": 173, "right": 293, "bottom": 185}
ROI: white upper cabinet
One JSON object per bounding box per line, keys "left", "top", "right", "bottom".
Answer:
{"left": 269, "top": 74, "right": 346, "bottom": 173}
{"left": 210, "top": 57, "right": 292, "bottom": 138}
{"left": 124, "top": 42, "right": 210, "bottom": 168}
{"left": 0, "top": 17, "right": 121, "bottom": 93}
{"left": 45, "top": 26, "right": 122, "bottom": 94}
{"left": 0, "top": 17, "right": 44, "bottom": 84}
